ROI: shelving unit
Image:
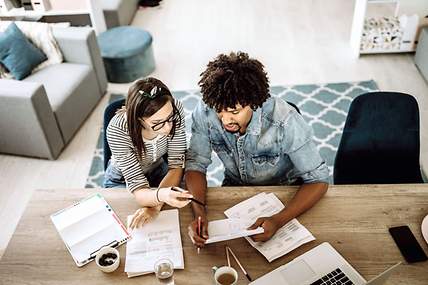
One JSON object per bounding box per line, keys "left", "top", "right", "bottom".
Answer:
{"left": 350, "top": 0, "right": 419, "bottom": 57}
{"left": 0, "top": 8, "right": 88, "bottom": 17}
{"left": 0, "top": 0, "right": 106, "bottom": 34}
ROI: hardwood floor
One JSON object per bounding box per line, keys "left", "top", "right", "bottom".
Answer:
{"left": 1, "top": 0, "right": 427, "bottom": 257}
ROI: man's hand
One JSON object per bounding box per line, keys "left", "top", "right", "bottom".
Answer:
{"left": 129, "top": 206, "right": 161, "bottom": 229}
{"left": 247, "top": 216, "right": 281, "bottom": 242}
{"left": 187, "top": 215, "right": 209, "bottom": 248}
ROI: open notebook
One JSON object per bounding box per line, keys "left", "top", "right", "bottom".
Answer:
{"left": 125, "top": 209, "right": 184, "bottom": 278}
{"left": 50, "top": 193, "right": 130, "bottom": 267}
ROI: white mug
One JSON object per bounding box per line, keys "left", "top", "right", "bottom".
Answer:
{"left": 95, "top": 246, "right": 120, "bottom": 273}
{"left": 212, "top": 266, "right": 238, "bottom": 285}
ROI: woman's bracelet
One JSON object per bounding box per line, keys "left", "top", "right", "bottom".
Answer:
{"left": 155, "top": 187, "right": 161, "bottom": 203}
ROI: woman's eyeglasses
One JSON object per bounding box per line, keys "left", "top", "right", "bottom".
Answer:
{"left": 150, "top": 112, "right": 178, "bottom": 131}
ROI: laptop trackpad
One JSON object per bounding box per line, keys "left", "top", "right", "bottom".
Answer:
{"left": 280, "top": 260, "right": 316, "bottom": 284}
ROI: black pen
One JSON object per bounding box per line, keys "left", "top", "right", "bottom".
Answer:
{"left": 171, "top": 187, "right": 206, "bottom": 207}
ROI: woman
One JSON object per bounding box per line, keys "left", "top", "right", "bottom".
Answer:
{"left": 104, "top": 77, "right": 192, "bottom": 228}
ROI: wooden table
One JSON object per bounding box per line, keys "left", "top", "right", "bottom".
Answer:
{"left": 1, "top": 185, "right": 428, "bottom": 284}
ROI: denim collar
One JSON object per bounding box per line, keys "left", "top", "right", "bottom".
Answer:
{"left": 245, "top": 107, "right": 262, "bottom": 135}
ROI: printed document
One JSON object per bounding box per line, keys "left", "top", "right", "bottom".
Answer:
{"left": 206, "top": 218, "right": 264, "bottom": 244}
{"left": 125, "top": 209, "right": 184, "bottom": 277}
{"left": 224, "top": 192, "right": 315, "bottom": 262}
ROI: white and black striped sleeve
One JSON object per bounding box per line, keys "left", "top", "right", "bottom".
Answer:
{"left": 167, "top": 100, "right": 186, "bottom": 168}
{"left": 106, "top": 115, "right": 149, "bottom": 193}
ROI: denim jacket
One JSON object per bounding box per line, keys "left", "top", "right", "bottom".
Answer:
{"left": 185, "top": 97, "right": 329, "bottom": 185}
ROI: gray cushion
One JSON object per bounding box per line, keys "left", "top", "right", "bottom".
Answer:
{"left": 24, "top": 63, "right": 91, "bottom": 111}
{"left": 24, "top": 63, "right": 101, "bottom": 142}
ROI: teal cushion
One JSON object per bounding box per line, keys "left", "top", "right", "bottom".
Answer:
{"left": 97, "top": 26, "right": 155, "bottom": 83}
{"left": 0, "top": 22, "right": 47, "bottom": 80}
{"left": 97, "top": 26, "right": 152, "bottom": 58}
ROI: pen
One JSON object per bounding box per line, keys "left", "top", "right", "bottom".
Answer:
{"left": 171, "top": 187, "right": 206, "bottom": 207}
{"left": 227, "top": 246, "right": 252, "bottom": 281}
{"left": 226, "top": 246, "right": 231, "bottom": 267}
{"left": 197, "top": 216, "right": 201, "bottom": 254}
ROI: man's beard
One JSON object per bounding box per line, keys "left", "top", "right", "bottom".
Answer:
{"left": 223, "top": 123, "right": 241, "bottom": 133}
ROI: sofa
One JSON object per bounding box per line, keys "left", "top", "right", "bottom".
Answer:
{"left": 415, "top": 27, "right": 428, "bottom": 83}
{"left": 101, "top": 0, "right": 140, "bottom": 29}
{"left": 0, "top": 26, "right": 108, "bottom": 159}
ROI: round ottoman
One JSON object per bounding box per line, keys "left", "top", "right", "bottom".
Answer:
{"left": 97, "top": 26, "right": 155, "bottom": 83}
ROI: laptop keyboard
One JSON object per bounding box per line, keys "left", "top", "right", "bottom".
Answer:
{"left": 310, "top": 268, "right": 354, "bottom": 285}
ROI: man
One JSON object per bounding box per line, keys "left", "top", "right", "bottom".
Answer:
{"left": 185, "top": 52, "right": 329, "bottom": 247}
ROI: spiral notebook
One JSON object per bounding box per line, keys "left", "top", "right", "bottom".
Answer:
{"left": 50, "top": 193, "right": 131, "bottom": 267}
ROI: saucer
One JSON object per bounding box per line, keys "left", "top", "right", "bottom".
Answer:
{"left": 422, "top": 214, "right": 428, "bottom": 245}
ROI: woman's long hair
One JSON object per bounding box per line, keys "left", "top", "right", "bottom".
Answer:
{"left": 120, "top": 77, "right": 182, "bottom": 160}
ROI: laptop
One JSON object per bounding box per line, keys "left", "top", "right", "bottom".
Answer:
{"left": 250, "top": 242, "right": 401, "bottom": 285}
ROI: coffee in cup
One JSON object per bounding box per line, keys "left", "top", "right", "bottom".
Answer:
{"left": 212, "top": 266, "right": 238, "bottom": 285}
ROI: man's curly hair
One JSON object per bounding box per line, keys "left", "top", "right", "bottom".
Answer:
{"left": 198, "top": 52, "right": 270, "bottom": 112}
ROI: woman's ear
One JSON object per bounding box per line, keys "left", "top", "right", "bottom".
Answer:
{"left": 138, "top": 118, "right": 146, "bottom": 128}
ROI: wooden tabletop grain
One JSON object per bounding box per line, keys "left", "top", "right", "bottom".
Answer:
{"left": 0, "top": 184, "right": 427, "bottom": 284}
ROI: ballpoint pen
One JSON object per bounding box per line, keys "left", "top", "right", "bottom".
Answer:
{"left": 171, "top": 187, "right": 206, "bottom": 207}
{"left": 227, "top": 246, "right": 252, "bottom": 281}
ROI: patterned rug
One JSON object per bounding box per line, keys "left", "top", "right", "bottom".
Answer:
{"left": 85, "top": 80, "right": 378, "bottom": 188}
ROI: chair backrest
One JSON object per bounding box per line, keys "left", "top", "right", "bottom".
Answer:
{"left": 334, "top": 92, "right": 423, "bottom": 184}
{"left": 287, "top": 101, "right": 301, "bottom": 114}
{"left": 103, "top": 98, "right": 126, "bottom": 170}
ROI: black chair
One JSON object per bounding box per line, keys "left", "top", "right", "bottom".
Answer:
{"left": 103, "top": 98, "right": 126, "bottom": 170}
{"left": 334, "top": 92, "right": 423, "bottom": 184}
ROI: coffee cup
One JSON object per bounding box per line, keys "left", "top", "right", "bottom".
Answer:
{"left": 212, "top": 266, "right": 238, "bottom": 285}
{"left": 95, "top": 246, "right": 120, "bottom": 273}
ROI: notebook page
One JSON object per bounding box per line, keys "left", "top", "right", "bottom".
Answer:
{"left": 50, "top": 194, "right": 130, "bottom": 266}
{"left": 70, "top": 222, "right": 127, "bottom": 263}
{"left": 51, "top": 194, "right": 105, "bottom": 231}
{"left": 60, "top": 208, "right": 114, "bottom": 247}
{"left": 125, "top": 209, "right": 184, "bottom": 276}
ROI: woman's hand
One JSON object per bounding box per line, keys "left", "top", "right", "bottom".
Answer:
{"left": 157, "top": 187, "right": 193, "bottom": 208}
{"left": 129, "top": 206, "right": 161, "bottom": 229}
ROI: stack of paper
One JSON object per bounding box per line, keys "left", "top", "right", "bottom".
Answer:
{"left": 205, "top": 218, "right": 264, "bottom": 244}
{"left": 224, "top": 192, "right": 315, "bottom": 262}
{"left": 124, "top": 209, "right": 184, "bottom": 277}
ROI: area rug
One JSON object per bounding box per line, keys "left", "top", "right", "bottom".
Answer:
{"left": 85, "top": 80, "right": 378, "bottom": 188}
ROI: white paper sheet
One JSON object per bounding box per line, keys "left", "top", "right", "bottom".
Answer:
{"left": 205, "top": 218, "right": 264, "bottom": 244}
{"left": 224, "top": 192, "right": 315, "bottom": 262}
{"left": 125, "top": 209, "right": 184, "bottom": 277}
{"left": 50, "top": 194, "right": 130, "bottom": 266}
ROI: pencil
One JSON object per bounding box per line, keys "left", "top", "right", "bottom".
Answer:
{"left": 227, "top": 247, "right": 252, "bottom": 281}
{"left": 197, "top": 216, "right": 201, "bottom": 254}
{"left": 226, "top": 246, "right": 231, "bottom": 267}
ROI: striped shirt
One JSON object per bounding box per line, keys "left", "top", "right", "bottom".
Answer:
{"left": 106, "top": 99, "right": 186, "bottom": 192}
